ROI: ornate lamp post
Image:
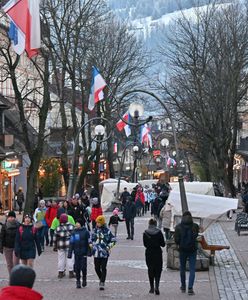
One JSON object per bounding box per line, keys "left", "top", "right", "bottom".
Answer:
{"left": 118, "top": 89, "right": 188, "bottom": 213}
{"left": 67, "top": 117, "right": 112, "bottom": 199}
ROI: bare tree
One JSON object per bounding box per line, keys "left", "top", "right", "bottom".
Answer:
{"left": 159, "top": 2, "right": 248, "bottom": 195}
{"left": 84, "top": 14, "right": 150, "bottom": 183}
{"left": 0, "top": 22, "right": 51, "bottom": 213}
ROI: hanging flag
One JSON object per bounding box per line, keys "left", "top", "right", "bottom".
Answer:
{"left": 88, "top": 66, "right": 107, "bottom": 111}
{"left": 3, "top": 0, "right": 41, "bottom": 58}
{"left": 140, "top": 124, "right": 152, "bottom": 148}
{"left": 167, "top": 157, "right": 176, "bottom": 167}
{"left": 116, "top": 111, "right": 131, "bottom": 137}
{"left": 113, "top": 142, "right": 118, "bottom": 153}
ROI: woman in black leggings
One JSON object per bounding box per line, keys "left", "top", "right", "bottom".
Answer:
{"left": 143, "top": 218, "right": 165, "bottom": 295}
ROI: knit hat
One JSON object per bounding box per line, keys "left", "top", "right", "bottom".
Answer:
{"left": 10, "top": 265, "right": 36, "bottom": 288}
{"left": 91, "top": 197, "right": 98, "bottom": 205}
{"left": 113, "top": 209, "right": 119, "bottom": 216}
{"left": 76, "top": 218, "right": 85, "bottom": 227}
{"left": 59, "top": 213, "right": 68, "bottom": 224}
{"left": 96, "top": 215, "right": 106, "bottom": 226}
{"left": 7, "top": 211, "right": 16, "bottom": 218}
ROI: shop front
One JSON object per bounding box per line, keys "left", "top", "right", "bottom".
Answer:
{"left": 0, "top": 159, "right": 20, "bottom": 211}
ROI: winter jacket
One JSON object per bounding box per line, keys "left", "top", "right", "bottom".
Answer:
{"left": 0, "top": 286, "right": 43, "bottom": 300}
{"left": 91, "top": 206, "right": 103, "bottom": 222}
{"left": 160, "top": 203, "right": 172, "bottom": 229}
{"left": 50, "top": 216, "right": 75, "bottom": 231}
{"left": 53, "top": 222, "right": 74, "bottom": 250}
{"left": 92, "top": 225, "right": 116, "bottom": 258}
{"left": 135, "top": 190, "right": 145, "bottom": 205}
{"left": 68, "top": 227, "right": 91, "bottom": 257}
{"left": 174, "top": 215, "right": 199, "bottom": 252}
{"left": 0, "top": 220, "right": 19, "bottom": 251}
{"left": 16, "top": 191, "right": 24, "bottom": 203}
{"left": 45, "top": 206, "right": 58, "bottom": 227}
{"left": 67, "top": 203, "right": 85, "bottom": 221}
{"left": 143, "top": 224, "right": 165, "bottom": 269}
{"left": 108, "top": 215, "right": 124, "bottom": 226}
{"left": 15, "top": 224, "right": 41, "bottom": 260}
{"left": 33, "top": 207, "right": 47, "bottom": 225}
{"left": 123, "top": 201, "right": 136, "bottom": 221}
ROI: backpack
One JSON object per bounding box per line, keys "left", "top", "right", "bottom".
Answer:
{"left": 19, "top": 225, "right": 37, "bottom": 241}
{"left": 179, "top": 225, "right": 197, "bottom": 252}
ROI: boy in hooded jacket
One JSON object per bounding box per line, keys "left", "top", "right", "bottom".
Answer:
{"left": 68, "top": 218, "right": 92, "bottom": 288}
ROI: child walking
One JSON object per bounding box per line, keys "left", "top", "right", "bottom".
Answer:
{"left": 92, "top": 215, "right": 116, "bottom": 290}
{"left": 108, "top": 209, "right": 124, "bottom": 237}
{"left": 68, "top": 218, "right": 92, "bottom": 288}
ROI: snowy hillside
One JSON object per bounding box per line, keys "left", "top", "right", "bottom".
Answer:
{"left": 107, "top": 0, "right": 230, "bottom": 49}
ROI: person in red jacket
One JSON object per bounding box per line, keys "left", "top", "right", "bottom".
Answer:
{"left": 91, "top": 198, "right": 103, "bottom": 229}
{"left": 45, "top": 200, "right": 58, "bottom": 247}
{"left": 0, "top": 264, "right": 43, "bottom": 300}
{"left": 135, "top": 187, "right": 145, "bottom": 216}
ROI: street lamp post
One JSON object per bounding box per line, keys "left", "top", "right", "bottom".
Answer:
{"left": 116, "top": 142, "right": 142, "bottom": 201}
{"left": 118, "top": 89, "right": 188, "bottom": 213}
{"left": 67, "top": 117, "right": 112, "bottom": 199}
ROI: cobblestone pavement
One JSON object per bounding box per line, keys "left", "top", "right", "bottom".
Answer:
{"left": 0, "top": 213, "right": 217, "bottom": 300}
{"left": 206, "top": 219, "right": 248, "bottom": 300}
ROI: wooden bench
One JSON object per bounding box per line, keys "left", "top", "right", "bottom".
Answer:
{"left": 198, "top": 235, "right": 230, "bottom": 265}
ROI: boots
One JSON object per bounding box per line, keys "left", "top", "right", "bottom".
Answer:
{"left": 76, "top": 280, "right": 81, "bottom": 289}
{"left": 82, "top": 276, "right": 87, "bottom": 287}
{"left": 58, "top": 272, "right": 64, "bottom": 279}
{"left": 69, "top": 271, "right": 75, "bottom": 278}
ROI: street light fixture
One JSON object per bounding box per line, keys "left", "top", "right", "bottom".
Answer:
{"left": 129, "top": 102, "right": 144, "bottom": 118}
{"left": 94, "top": 124, "right": 105, "bottom": 137}
{"left": 67, "top": 117, "right": 112, "bottom": 199}
{"left": 161, "top": 138, "right": 169, "bottom": 148}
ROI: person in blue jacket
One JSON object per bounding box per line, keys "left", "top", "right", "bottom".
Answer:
{"left": 68, "top": 218, "right": 92, "bottom": 289}
{"left": 92, "top": 215, "right": 116, "bottom": 290}
{"left": 14, "top": 214, "right": 41, "bottom": 268}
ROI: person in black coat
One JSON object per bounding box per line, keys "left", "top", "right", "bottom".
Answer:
{"left": 0, "top": 211, "right": 20, "bottom": 274}
{"left": 143, "top": 218, "right": 165, "bottom": 295}
{"left": 14, "top": 214, "right": 42, "bottom": 268}
{"left": 123, "top": 196, "right": 136, "bottom": 240}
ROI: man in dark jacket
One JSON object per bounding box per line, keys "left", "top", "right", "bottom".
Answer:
{"left": 174, "top": 211, "right": 199, "bottom": 296}
{"left": 0, "top": 211, "right": 20, "bottom": 274}
{"left": 120, "top": 187, "right": 130, "bottom": 211}
{"left": 123, "top": 196, "right": 136, "bottom": 240}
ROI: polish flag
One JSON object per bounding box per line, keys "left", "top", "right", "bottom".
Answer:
{"left": 3, "top": 0, "right": 41, "bottom": 58}
{"left": 88, "top": 66, "right": 107, "bottom": 111}
{"left": 116, "top": 111, "right": 131, "bottom": 137}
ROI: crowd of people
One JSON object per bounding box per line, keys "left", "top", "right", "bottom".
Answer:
{"left": 0, "top": 183, "right": 200, "bottom": 297}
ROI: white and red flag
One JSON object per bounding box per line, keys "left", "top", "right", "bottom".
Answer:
{"left": 140, "top": 124, "right": 152, "bottom": 148}
{"left": 3, "top": 0, "right": 41, "bottom": 58}
{"left": 88, "top": 66, "right": 107, "bottom": 111}
{"left": 116, "top": 111, "right": 131, "bottom": 137}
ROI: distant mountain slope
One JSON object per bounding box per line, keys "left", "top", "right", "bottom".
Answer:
{"left": 107, "top": 0, "right": 230, "bottom": 50}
